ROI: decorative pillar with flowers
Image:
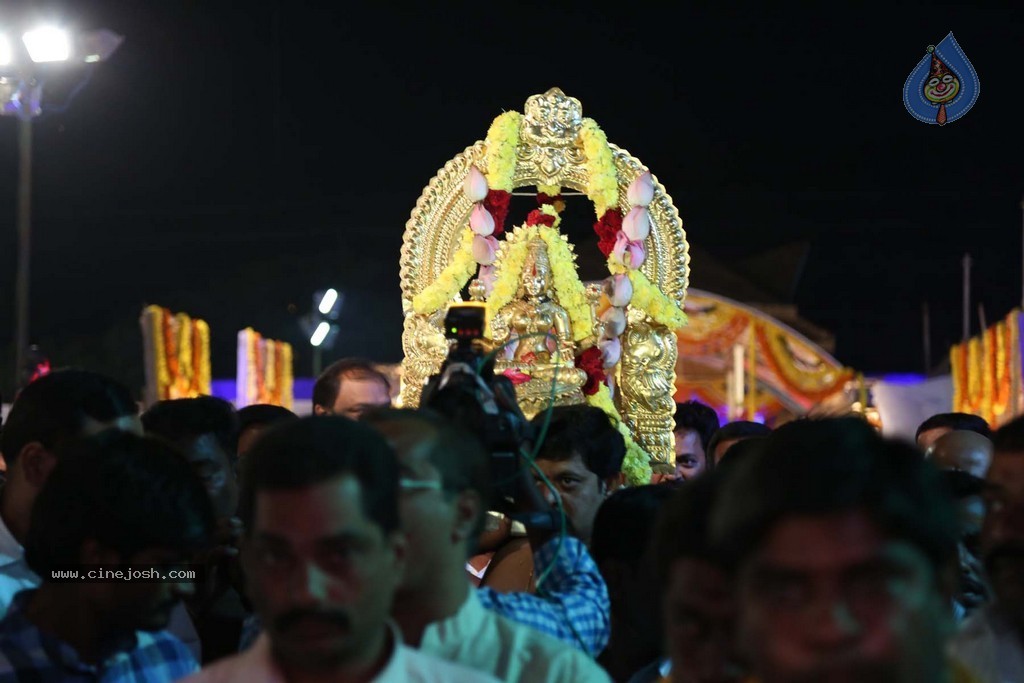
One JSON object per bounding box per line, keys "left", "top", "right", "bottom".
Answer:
{"left": 140, "top": 305, "right": 212, "bottom": 407}
{"left": 400, "top": 88, "right": 689, "bottom": 481}
{"left": 236, "top": 328, "right": 294, "bottom": 410}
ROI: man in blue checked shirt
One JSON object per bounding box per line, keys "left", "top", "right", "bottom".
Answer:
{"left": 0, "top": 431, "right": 214, "bottom": 682}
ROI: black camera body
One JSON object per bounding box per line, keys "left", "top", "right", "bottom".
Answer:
{"left": 419, "top": 303, "right": 533, "bottom": 505}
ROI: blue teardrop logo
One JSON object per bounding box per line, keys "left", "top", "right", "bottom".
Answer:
{"left": 903, "top": 32, "right": 980, "bottom": 125}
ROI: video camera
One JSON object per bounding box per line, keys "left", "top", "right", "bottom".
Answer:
{"left": 419, "top": 303, "right": 533, "bottom": 505}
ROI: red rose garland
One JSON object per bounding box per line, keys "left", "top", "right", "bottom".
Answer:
{"left": 594, "top": 209, "right": 623, "bottom": 257}
{"left": 483, "top": 190, "right": 510, "bottom": 236}
{"left": 575, "top": 346, "right": 607, "bottom": 396}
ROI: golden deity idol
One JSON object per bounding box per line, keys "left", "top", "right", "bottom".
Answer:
{"left": 399, "top": 88, "right": 690, "bottom": 475}
{"left": 489, "top": 237, "right": 587, "bottom": 417}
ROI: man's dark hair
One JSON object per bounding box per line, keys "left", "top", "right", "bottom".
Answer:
{"left": 706, "top": 420, "right": 772, "bottom": 462}
{"left": 916, "top": 412, "right": 991, "bottom": 441}
{"left": 142, "top": 396, "right": 240, "bottom": 461}
{"left": 24, "top": 430, "right": 214, "bottom": 576}
{"left": 363, "top": 408, "right": 490, "bottom": 499}
{"left": 652, "top": 472, "right": 724, "bottom": 585}
{"left": 990, "top": 414, "right": 1024, "bottom": 453}
{"left": 363, "top": 408, "right": 492, "bottom": 542}
{"left": 312, "top": 358, "right": 390, "bottom": 411}
{"left": 711, "top": 417, "right": 959, "bottom": 574}
{"left": 0, "top": 369, "right": 136, "bottom": 465}
{"left": 673, "top": 401, "right": 720, "bottom": 453}
{"left": 717, "top": 436, "right": 768, "bottom": 467}
{"left": 237, "top": 404, "right": 298, "bottom": 434}
{"left": 592, "top": 485, "right": 674, "bottom": 569}
{"left": 532, "top": 405, "right": 625, "bottom": 480}
{"left": 239, "top": 417, "right": 400, "bottom": 536}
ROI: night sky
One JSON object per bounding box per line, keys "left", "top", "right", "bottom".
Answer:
{"left": 0, "top": 2, "right": 1022, "bottom": 397}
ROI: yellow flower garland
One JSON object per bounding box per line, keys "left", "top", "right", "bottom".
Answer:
{"left": 484, "top": 111, "right": 521, "bottom": 192}
{"left": 608, "top": 258, "right": 688, "bottom": 331}
{"left": 176, "top": 313, "right": 193, "bottom": 396}
{"left": 280, "top": 342, "right": 294, "bottom": 410}
{"left": 579, "top": 118, "right": 618, "bottom": 218}
{"left": 412, "top": 229, "right": 478, "bottom": 315}
{"left": 586, "top": 383, "right": 653, "bottom": 486}
{"left": 195, "top": 319, "right": 211, "bottom": 395}
{"left": 485, "top": 217, "right": 593, "bottom": 342}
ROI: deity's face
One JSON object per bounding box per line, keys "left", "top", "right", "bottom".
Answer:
{"left": 924, "top": 73, "right": 959, "bottom": 104}
{"left": 523, "top": 265, "right": 549, "bottom": 298}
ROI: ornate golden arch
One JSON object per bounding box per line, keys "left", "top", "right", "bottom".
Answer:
{"left": 398, "top": 88, "right": 690, "bottom": 473}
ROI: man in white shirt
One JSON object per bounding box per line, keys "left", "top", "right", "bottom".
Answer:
{"left": 366, "top": 409, "right": 611, "bottom": 683}
{"left": 185, "top": 416, "right": 495, "bottom": 683}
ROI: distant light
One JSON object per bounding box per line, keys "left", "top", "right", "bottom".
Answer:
{"left": 84, "top": 54, "right": 100, "bottom": 63}
{"left": 318, "top": 288, "right": 338, "bottom": 315}
{"left": 0, "top": 36, "right": 11, "bottom": 66}
{"left": 23, "top": 27, "right": 71, "bottom": 63}
{"left": 310, "top": 322, "right": 331, "bottom": 347}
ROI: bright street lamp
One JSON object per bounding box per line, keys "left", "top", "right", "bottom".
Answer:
{"left": 310, "top": 322, "right": 331, "bottom": 348}
{"left": 2, "top": 24, "right": 123, "bottom": 390}
{"left": 22, "top": 27, "right": 71, "bottom": 63}
{"left": 318, "top": 288, "right": 338, "bottom": 315}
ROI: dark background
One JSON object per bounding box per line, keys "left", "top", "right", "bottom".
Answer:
{"left": 0, "top": 2, "right": 1021, "bottom": 398}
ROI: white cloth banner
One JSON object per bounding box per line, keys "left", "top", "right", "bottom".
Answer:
{"left": 872, "top": 375, "right": 953, "bottom": 443}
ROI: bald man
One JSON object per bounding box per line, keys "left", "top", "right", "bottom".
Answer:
{"left": 926, "top": 430, "right": 994, "bottom": 620}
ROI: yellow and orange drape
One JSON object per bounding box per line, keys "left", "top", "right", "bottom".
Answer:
{"left": 951, "top": 309, "right": 1022, "bottom": 428}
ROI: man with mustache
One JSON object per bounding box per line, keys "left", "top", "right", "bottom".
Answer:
{"left": 712, "top": 418, "right": 974, "bottom": 683}
{"left": 184, "top": 417, "right": 496, "bottom": 682}
{"left": 951, "top": 417, "right": 1024, "bottom": 681}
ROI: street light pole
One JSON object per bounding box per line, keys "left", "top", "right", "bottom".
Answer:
{"left": 14, "top": 113, "right": 31, "bottom": 388}
{"left": 2, "top": 26, "right": 123, "bottom": 389}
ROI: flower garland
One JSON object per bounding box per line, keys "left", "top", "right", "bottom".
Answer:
{"left": 240, "top": 328, "right": 295, "bottom": 408}
{"left": 484, "top": 112, "right": 520, "bottom": 192}
{"left": 279, "top": 342, "right": 294, "bottom": 410}
{"left": 608, "top": 260, "right": 689, "bottom": 330}
{"left": 587, "top": 383, "right": 653, "bottom": 486}
{"left": 411, "top": 228, "right": 478, "bottom": 315}
{"left": 146, "top": 306, "right": 171, "bottom": 395}
{"left": 177, "top": 313, "right": 194, "bottom": 397}
{"left": 579, "top": 118, "right": 618, "bottom": 218}
{"left": 144, "top": 306, "right": 211, "bottom": 400}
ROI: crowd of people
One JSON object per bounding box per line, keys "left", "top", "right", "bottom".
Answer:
{"left": 0, "top": 358, "right": 1020, "bottom": 682}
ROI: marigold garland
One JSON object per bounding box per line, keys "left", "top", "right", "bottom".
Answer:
{"left": 412, "top": 229, "right": 478, "bottom": 315}
{"left": 239, "top": 328, "right": 293, "bottom": 409}
{"left": 579, "top": 118, "right": 618, "bottom": 218}
{"left": 586, "top": 383, "right": 653, "bottom": 486}
{"left": 484, "top": 112, "right": 521, "bottom": 192}
{"left": 607, "top": 259, "right": 688, "bottom": 330}
{"left": 143, "top": 305, "right": 211, "bottom": 401}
